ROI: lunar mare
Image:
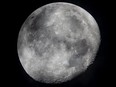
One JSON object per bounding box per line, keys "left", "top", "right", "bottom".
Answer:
{"left": 17, "top": 2, "right": 100, "bottom": 83}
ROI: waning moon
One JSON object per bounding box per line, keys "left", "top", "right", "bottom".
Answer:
{"left": 17, "top": 2, "right": 100, "bottom": 83}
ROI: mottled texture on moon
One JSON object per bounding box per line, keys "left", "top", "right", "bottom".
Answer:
{"left": 17, "top": 2, "right": 100, "bottom": 83}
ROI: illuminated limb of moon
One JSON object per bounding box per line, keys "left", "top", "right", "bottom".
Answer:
{"left": 17, "top": 2, "right": 100, "bottom": 83}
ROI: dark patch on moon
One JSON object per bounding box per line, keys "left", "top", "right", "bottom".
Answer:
{"left": 67, "top": 39, "right": 90, "bottom": 68}
{"left": 75, "top": 39, "right": 89, "bottom": 56}
{"left": 69, "top": 15, "right": 84, "bottom": 33}
{"left": 29, "top": 12, "right": 46, "bottom": 32}
{"left": 25, "top": 7, "right": 50, "bottom": 43}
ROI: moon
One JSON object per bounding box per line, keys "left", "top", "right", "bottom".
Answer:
{"left": 17, "top": 2, "right": 100, "bottom": 83}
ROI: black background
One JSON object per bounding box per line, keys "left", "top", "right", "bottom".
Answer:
{"left": 4, "top": 0, "right": 114, "bottom": 87}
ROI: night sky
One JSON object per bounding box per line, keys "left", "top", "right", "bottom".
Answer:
{"left": 3, "top": 0, "right": 113, "bottom": 87}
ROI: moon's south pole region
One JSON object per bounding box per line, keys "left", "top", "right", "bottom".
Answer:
{"left": 17, "top": 2, "right": 100, "bottom": 83}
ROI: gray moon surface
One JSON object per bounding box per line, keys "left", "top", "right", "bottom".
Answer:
{"left": 17, "top": 2, "right": 100, "bottom": 83}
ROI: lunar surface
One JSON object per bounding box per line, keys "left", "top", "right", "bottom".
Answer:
{"left": 17, "top": 2, "right": 100, "bottom": 83}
